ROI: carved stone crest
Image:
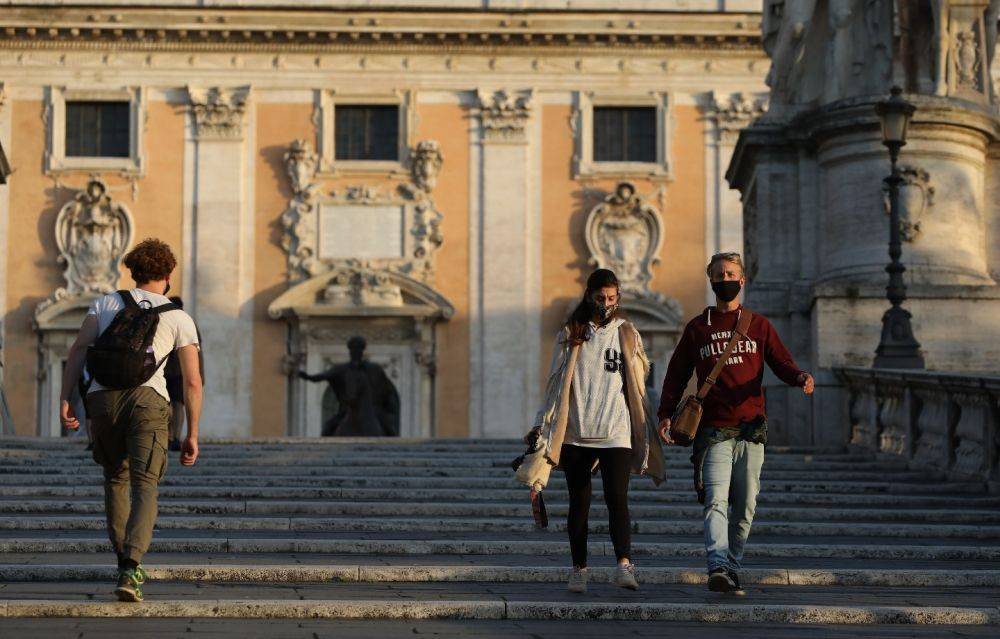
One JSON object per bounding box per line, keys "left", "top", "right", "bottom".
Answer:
{"left": 477, "top": 89, "right": 533, "bottom": 142}
{"left": 187, "top": 86, "right": 250, "bottom": 139}
{"left": 882, "top": 165, "right": 934, "bottom": 242}
{"left": 585, "top": 182, "right": 664, "bottom": 300}
{"left": 37, "top": 179, "right": 134, "bottom": 314}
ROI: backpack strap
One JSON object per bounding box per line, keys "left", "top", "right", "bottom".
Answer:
{"left": 152, "top": 302, "right": 179, "bottom": 314}
{"left": 118, "top": 290, "right": 138, "bottom": 309}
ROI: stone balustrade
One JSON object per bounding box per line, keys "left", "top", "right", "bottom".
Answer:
{"left": 837, "top": 367, "right": 1000, "bottom": 488}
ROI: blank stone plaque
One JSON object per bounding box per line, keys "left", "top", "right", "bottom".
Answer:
{"left": 318, "top": 204, "right": 405, "bottom": 259}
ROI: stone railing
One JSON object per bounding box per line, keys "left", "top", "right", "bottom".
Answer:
{"left": 836, "top": 368, "right": 1000, "bottom": 486}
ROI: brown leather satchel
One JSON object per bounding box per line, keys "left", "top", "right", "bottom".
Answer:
{"left": 669, "top": 310, "right": 753, "bottom": 446}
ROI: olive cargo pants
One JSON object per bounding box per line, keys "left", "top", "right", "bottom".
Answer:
{"left": 86, "top": 387, "right": 170, "bottom": 565}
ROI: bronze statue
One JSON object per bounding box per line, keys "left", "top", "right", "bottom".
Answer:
{"left": 298, "top": 336, "right": 400, "bottom": 437}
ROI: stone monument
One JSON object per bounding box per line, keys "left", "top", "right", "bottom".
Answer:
{"left": 728, "top": 0, "right": 1000, "bottom": 446}
{"left": 298, "top": 336, "right": 401, "bottom": 437}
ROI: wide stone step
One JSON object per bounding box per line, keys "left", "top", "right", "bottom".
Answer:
{"left": 0, "top": 450, "right": 887, "bottom": 463}
{"left": 5, "top": 563, "right": 1000, "bottom": 587}
{"left": 4, "top": 537, "right": 999, "bottom": 561}
{"left": 0, "top": 437, "right": 853, "bottom": 455}
{"left": 0, "top": 473, "right": 984, "bottom": 493}
{"left": 3, "top": 515, "right": 997, "bottom": 540}
{"left": 5, "top": 484, "right": 998, "bottom": 507}
{"left": 6, "top": 498, "right": 997, "bottom": 524}
{"left": 0, "top": 464, "right": 934, "bottom": 481}
{"left": 1, "top": 582, "right": 998, "bottom": 624}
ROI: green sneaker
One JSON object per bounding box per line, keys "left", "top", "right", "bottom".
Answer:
{"left": 114, "top": 567, "right": 145, "bottom": 602}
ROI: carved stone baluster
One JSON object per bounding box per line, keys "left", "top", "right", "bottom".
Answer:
{"left": 911, "top": 384, "right": 953, "bottom": 467}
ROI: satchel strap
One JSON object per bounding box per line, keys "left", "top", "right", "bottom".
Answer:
{"left": 695, "top": 309, "right": 753, "bottom": 401}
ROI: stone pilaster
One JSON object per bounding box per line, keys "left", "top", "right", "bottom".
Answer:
{"left": 471, "top": 89, "right": 540, "bottom": 438}
{"left": 702, "top": 91, "right": 768, "bottom": 304}
{"left": 186, "top": 86, "right": 254, "bottom": 438}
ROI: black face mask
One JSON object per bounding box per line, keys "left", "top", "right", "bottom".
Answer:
{"left": 711, "top": 280, "right": 742, "bottom": 303}
{"left": 164, "top": 282, "right": 171, "bottom": 296}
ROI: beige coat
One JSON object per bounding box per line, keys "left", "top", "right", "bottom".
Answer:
{"left": 532, "top": 320, "right": 666, "bottom": 485}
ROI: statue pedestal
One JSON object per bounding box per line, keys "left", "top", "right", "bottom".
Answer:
{"left": 728, "top": 97, "right": 1000, "bottom": 445}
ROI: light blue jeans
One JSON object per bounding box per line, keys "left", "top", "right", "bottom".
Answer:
{"left": 702, "top": 438, "right": 765, "bottom": 572}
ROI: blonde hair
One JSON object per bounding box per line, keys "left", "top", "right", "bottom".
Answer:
{"left": 706, "top": 252, "right": 744, "bottom": 278}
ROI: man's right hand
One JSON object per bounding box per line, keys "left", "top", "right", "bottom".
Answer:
{"left": 60, "top": 399, "right": 80, "bottom": 432}
{"left": 657, "top": 418, "right": 674, "bottom": 445}
{"left": 180, "top": 437, "right": 199, "bottom": 466}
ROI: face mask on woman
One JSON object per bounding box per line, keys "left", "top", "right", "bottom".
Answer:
{"left": 590, "top": 297, "right": 618, "bottom": 320}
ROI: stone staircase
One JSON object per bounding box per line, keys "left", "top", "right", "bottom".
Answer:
{"left": 0, "top": 437, "right": 998, "bottom": 635}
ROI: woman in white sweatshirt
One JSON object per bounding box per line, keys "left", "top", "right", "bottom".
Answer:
{"left": 532, "top": 269, "right": 665, "bottom": 593}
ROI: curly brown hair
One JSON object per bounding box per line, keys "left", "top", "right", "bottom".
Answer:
{"left": 123, "top": 238, "right": 177, "bottom": 284}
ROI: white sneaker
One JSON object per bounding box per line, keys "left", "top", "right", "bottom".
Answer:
{"left": 613, "top": 563, "right": 639, "bottom": 590}
{"left": 567, "top": 568, "right": 588, "bottom": 593}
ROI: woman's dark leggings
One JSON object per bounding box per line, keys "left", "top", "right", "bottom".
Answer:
{"left": 560, "top": 443, "right": 632, "bottom": 568}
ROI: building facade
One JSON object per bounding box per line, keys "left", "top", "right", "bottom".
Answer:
{"left": 0, "top": 1, "right": 769, "bottom": 439}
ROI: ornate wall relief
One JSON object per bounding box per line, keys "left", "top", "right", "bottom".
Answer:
{"left": 706, "top": 91, "right": 769, "bottom": 143}
{"left": 280, "top": 138, "right": 444, "bottom": 283}
{"left": 186, "top": 86, "right": 251, "bottom": 139}
{"left": 36, "top": 179, "right": 134, "bottom": 315}
{"left": 882, "top": 165, "right": 934, "bottom": 242}
{"left": 477, "top": 89, "right": 533, "bottom": 143}
{"left": 284, "top": 138, "right": 318, "bottom": 197}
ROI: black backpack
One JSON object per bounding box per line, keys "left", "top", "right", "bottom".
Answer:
{"left": 86, "top": 291, "right": 177, "bottom": 390}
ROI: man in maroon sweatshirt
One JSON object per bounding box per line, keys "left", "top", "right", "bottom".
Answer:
{"left": 657, "top": 252, "right": 814, "bottom": 594}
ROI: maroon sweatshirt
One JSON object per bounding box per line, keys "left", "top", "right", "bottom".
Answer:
{"left": 657, "top": 305, "right": 805, "bottom": 429}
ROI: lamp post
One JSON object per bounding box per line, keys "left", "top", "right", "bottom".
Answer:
{"left": 873, "top": 86, "right": 924, "bottom": 369}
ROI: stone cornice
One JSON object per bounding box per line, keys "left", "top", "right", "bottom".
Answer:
{"left": 0, "top": 9, "right": 762, "bottom": 52}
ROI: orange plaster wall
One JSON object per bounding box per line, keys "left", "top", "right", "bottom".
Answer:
{"left": 4, "top": 99, "right": 185, "bottom": 435}
{"left": 414, "top": 103, "right": 470, "bottom": 437}
{"left": 252, "top": 103, "right": 313, "bottom": 437}
{"left": 539, "top": 103, "right": 706, "bottom": 383}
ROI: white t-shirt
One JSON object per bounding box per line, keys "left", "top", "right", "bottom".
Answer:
{"left": 565, "top": 318, "right": 632, "bottom": 449}
{"left": 86, "top": 289, "right": 200, "bottom": 402}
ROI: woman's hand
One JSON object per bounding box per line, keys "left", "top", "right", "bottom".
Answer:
{"left": 657, "top": 418, "right": 674, "bottom": 445}
{"left": 524, "top": 425, "right": 542, "bottom": 445}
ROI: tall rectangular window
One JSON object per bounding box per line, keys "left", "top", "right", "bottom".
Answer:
{"left": 335, "top": 105, "right": 399, "bottom": 161}
{"left": 593, "top": 106, "right": 656, "bottom": 163}
{"left": 65, "top": 101, "right": 130, "bottom": 158}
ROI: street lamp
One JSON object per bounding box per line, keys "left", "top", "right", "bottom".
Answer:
{"left": 873, "top": 86, "right": 924, "bottom": 369}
